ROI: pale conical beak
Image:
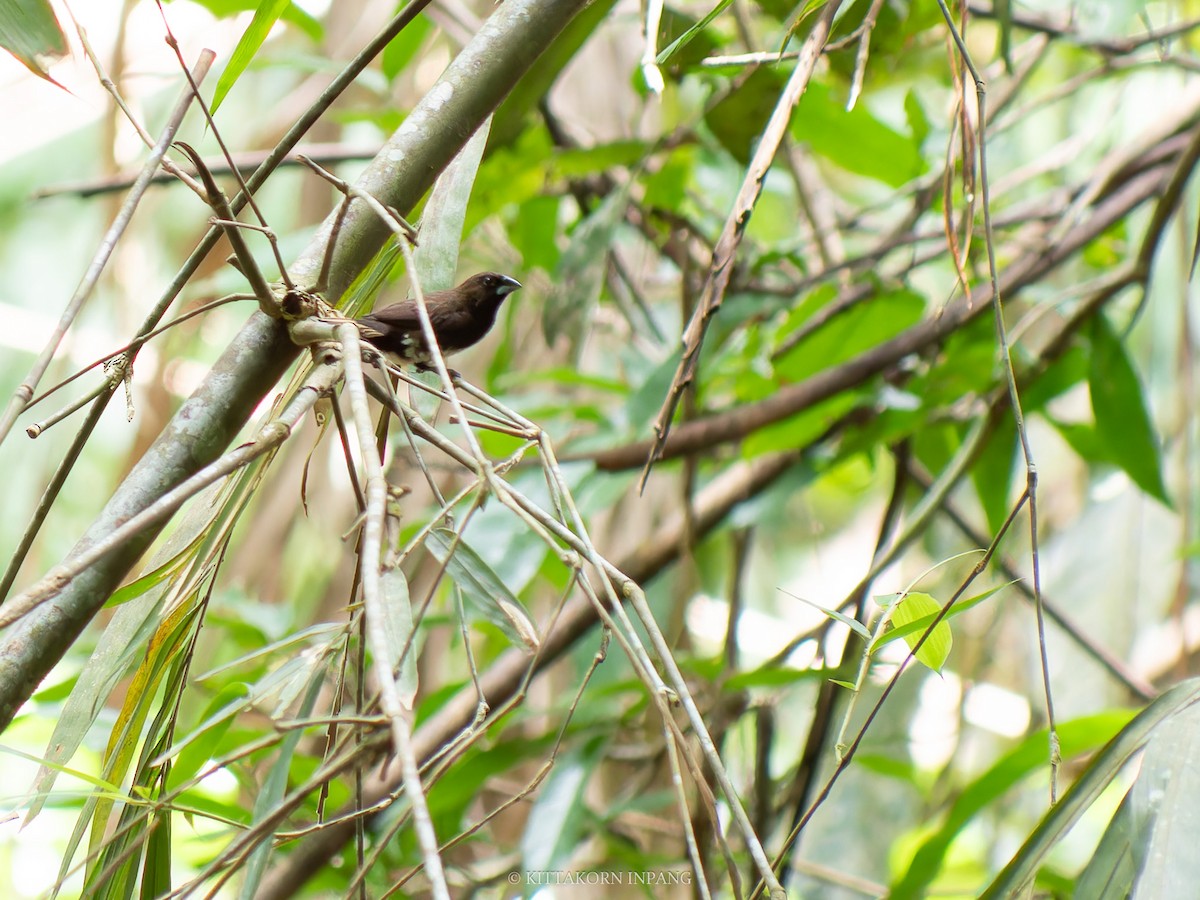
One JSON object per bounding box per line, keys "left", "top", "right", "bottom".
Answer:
{"left": 498, "top": 276, "right": 521, "bottom": 296}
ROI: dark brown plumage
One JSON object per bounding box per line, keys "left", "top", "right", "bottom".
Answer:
{"left": 355, "top": 272, "right": 521, "bottom": 369}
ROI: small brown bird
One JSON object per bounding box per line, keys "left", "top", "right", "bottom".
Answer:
{"left": 355, "top": 272, "right": 521, "bottom": 369}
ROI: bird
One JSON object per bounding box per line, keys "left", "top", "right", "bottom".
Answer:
{"left": 354, "top": 272, "right": 521, "bottom": 370}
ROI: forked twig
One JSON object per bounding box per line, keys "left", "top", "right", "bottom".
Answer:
{"left": 0, "top": 51, "right": 214, "bottom": 448}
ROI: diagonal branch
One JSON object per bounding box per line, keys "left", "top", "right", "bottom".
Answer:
{"left": 0, "top": 51, "right": 214, "bottom": 448}
{"left": 259, "top": 447, "right": 802, "bottom": 899}
{"left": 594, "top": 159, "right": 1174, "bottom": 472}
{"left": 639, "top": 1, "right": 842, "bottom": 490}
{"left": 0, "top": 0, "right": 595, "bottom": 732}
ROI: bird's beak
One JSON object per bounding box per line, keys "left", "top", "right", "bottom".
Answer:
{"left": 497, "top": 276, "right": 522, "bottom": 296}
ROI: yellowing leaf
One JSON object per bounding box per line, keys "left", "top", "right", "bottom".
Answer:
{"left": 887, "top": 591, "right": 952, "bottom": 673}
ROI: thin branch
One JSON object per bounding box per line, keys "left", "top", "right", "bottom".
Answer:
{"left": 0, "top": 361, "right": 340, "bottom": 629}
{"left": 0, "top": 51, "right": 214, "bottom": 448}
{"left": 337, "top": 321, "right": 451, "bottom": 900}
{"left": 639, "top": 1, "right": 842, "bottom": 491}
{"left": 590, "top": 159, "right": 1175, "bottom": 471}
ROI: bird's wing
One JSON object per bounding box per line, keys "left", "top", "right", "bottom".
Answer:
{"left": 357, "top": 300, "right": 422, "bottom": 337}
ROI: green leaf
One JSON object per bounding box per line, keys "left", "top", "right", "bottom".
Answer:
{"left": 882, "top": 592, "right": 951, "bottom": 672}
{"left": 1049, "top": 418, "right": 1109, "bottom": 466}
{"left": 778, "top": 588, "right": 873, "bottom": 640}
{"left": 415, "top": 115, "right": 492, "bottom": 290}
{"left": 141, "top": 807, "right": 172, "bottom": 900}
{"left": 427, "top": 528, "right": 540, "bottom": 651}
{"left": 740, "top": 393, "right": 860, "bottom": 458}
{"left": 210, "top": 0, "right": 292, "bottom": 115}
{"left": 972, "top": 418, "right": 1018, "bottom": 537}
{"left": 725, "top": 665, "right": 835, "bottom": 690}
{"left": 774, "top": 288, "right": 926, "bottom": 383}
{"left": 544, "top": 182, "right": 632, "bottom": 346}
{"left": 978, "top": 681, "right": 1200, "bottom": 899}
{"left": 552, "top": 140, "right": 648, "bottom": 177}
{"left": 380, "top": 565, "right": 418, "bottom": 706}
{"left": 381, "top": 14, "right": 431, "bottom": 81}
{"left": 1088, "top": 315, "right": 1170, "bottom": 505}
{"left": 1025, "top": 342, "right": 1087, "bottom": 411}
{"left": 706, "top": 67, "right": 786, "bottom": 166}
{"left": 792, "top": 81, "right": 927, "bottom": 187}
{"left": 1124, "top": 700, "right": 1200, "bottom": 896}
{"left": 0, "top": 0, "right": 67, "bottom": 83}
{"left": 642, "top": 145, "right": 694, "bottom": 211}
{"left": 655, "top": 0, "right": 733, "bottom": 66}
{"left": 1075, "top": 791, "right": 1136, "bottom": 900}
{"left": 165, "top": 683, "right": 251, "bottom": 794}
{"left": 995, "top": 0, "right": 1013, "bottom": 72}
{"left": 427, "top": 736, "right": 553, "bottom": 833}
{"left": 510, "top": 195, "right": 562, "bottom": 272}
{"left": 236, "top": 672, "right": 325, "bottom": 899}
{"left": 521, "top": 737, "right": 606, "bottom": 872}
{"left": 872, "top": 584, "right": 1012, "bottom": 655}
{"left": 904, "top": 89, "right": 931, "bottom": 150}
{"left": 893, "top": 709, "right": 1140, "bottom": 899}
{"left": 105, "top": 531, "right": 206, "bottom": 608}
{"left": 468, "top": 128, "right": 554, "bottom": 232}
{"left": 490, "top": 0, "right": 617, "bottom": 149}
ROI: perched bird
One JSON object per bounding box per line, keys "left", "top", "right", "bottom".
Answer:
{"left": 355, "top": 272, "right": 521, "bottom": 370}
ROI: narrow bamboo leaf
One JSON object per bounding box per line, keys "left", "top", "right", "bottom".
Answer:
{"left": 188, "top": 0, "right": 321, "bottom": 39}
{"left": 427, "top": 737, "right": 553, "bottom": 830}
{"left": 210, "top": 0, "right": 291, "bottom": 115}
{"left": 381, "top": 14, "right": 431, "bottom": 80}
{"left": 193, "top": 622, "right": 342, "bottom": 680}
{"left": 140, "top": 808, "right": 172, "bottom": 900}
{"left": 414, "top": 115, "right": 493, "bottom": 291}
{"left": 237, "top": 672, "right": 325, "bottom": 899}
{"left": 521, "top": 737, "right": 606, "bottom": 872}
{"left": 0, "top": 0, "right": 67, "bottom": 83}
{"left": 995, "top": 0, "right": 1013, "bottom": 72}
{"left": 778, "top": 588, "right": 872, "bottom": 640}
{"left": 380, "top": 565, "right": 419, "bottom": 706}
{"left": 654, "top": 0, "right": 733, "bottom": 65}
{"left": 427, "top": 528, "right": 540, "bottom": 651}
{"left": 86, "top": 598, "right": 199, "bottom": 876}
{"left": 1126, "top": 700, "right": 1200, "bottom": 896}
{"left": 725, "top": 666, "right": 833, "bottom": 690}
{"left": 971, "top": 418, "right": 1018, "bottom": 537}
{"left": 1088, "top": 315, "right": 1170, "bottom": 505}
{"left": 1075, "top": 792, "right": 1136, "bottom": 900}
{"left": 1, "top": 744, "right": 126, "bottom": 794}
{"left": 893, "top": 709, "right": 1140, "bottom": 899}
{"left": 978, "top": 681, "right": 1200, "bottom": 899}
{"left": 26, "top": 494, "right": 218, "bottom": 822}
{"left": 544, "top": 182, "right": 632, "bottom": 346}
{"left": 106, "top": 531, "right": 205, "bottom": 608}
{"left": 165, "top": 684, "right": 251, "bottom": 794}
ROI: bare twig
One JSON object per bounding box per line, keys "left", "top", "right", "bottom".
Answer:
{"left": 0, "top": 362, "right": 340, "bottom": 629}
{"left": 640, "top": 1, "right": 842, "bottom": 491}
{"left": 0, "top": 51, "right": 214, "bottom": 448}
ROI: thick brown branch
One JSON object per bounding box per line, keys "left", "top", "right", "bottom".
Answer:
{"left": 591, "top": 162, "right": 1172, "bottom": 472}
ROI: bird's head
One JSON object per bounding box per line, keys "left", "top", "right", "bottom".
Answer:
{"left": 460, "top": 272, "right": 522, "bottom": 311}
